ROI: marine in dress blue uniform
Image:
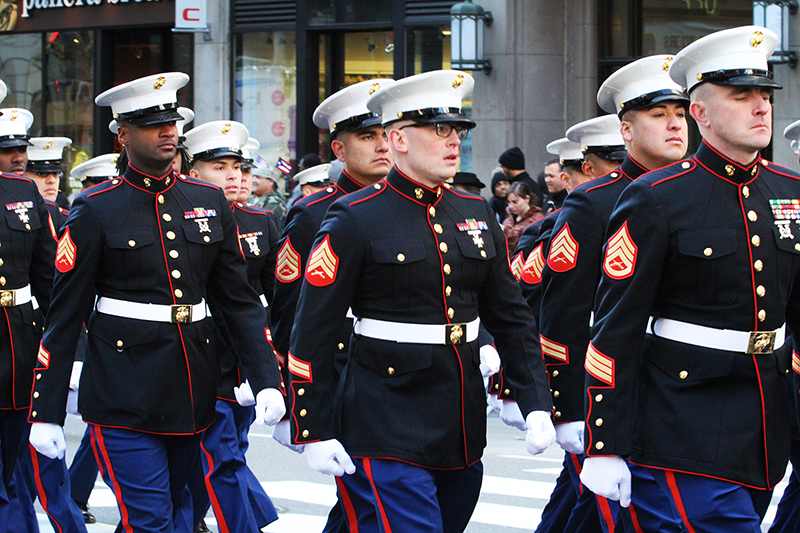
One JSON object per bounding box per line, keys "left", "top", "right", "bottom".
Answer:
{"left": 288, "top": 70, "right": 555, "bottom": 533}
{"left": 544, "top": 55, "right": 691, "bottom": 533}
{"left": 272, "top": 78, "right": 396, "bottom": 532}
{"left": 581, "top": 27, "right": 795, "bottom": 532}
{"left": 181, "top": 119, "right": 281, "bottom": 533}
{"left": 27, "top": 72, "right": 285, "bottom": 533}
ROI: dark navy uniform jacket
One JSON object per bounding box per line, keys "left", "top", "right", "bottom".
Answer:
{"left": 44, "top": 201, "right": 68, "bottom": 240}
{"left": 213, "top": 201, "right": 281, "bottom": 402}
{"left": 586, "top": 141, "right": 800, "bottom": 489}
{"left": 288, "top": 167, "right": 552, "bottom": 469}
{"left": 271, "top": 171, "right": 363, "bottom": 365}
{"left": 539, "top": 157, "right": 641, "bottom": 424}
{"left": 29, "top": 165, "right": 282, "bottom": 434}
{"left": 0, "top": 174, "right": 55, "bottom": 410}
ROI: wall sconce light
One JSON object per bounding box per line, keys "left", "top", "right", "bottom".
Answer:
{"left": 450, "top": 0, "right": 493, "bottom": 74}
{"left": 754, "top": 0, "right": 798, "bottom": 67}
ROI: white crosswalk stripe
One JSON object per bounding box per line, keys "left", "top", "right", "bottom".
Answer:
{"left": 37, "top": 466, "right": 793, "bottom": 532}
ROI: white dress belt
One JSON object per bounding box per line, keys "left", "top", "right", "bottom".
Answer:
{"left": 354, "top": 316, "right": 480, "bottom": 345}
{"left": 647, "top": 316, "right": 785, "bottom": 354}
{"left": 0, "top": 284, "right": 32, "bottom": 307}
{"left": 96, "top": 297, "right": 207, "bottom": 324}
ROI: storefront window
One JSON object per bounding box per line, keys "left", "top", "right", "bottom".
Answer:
{"left": 642, "top": 0, "right": 754, "bottom": 55}
{"left": 0, "top": 33, "right": 42, "bottom": 112}
{"left": 234, "top": 31, "right": 297, "bottom": 175}
{"left": 308, "top": 0, "right": 392, "bottom": 25}
{"left": 45, "top": 30, "right": 94, "bottom": 176}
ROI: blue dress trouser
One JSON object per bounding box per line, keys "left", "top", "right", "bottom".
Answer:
{"left": 89, "top": 424, "right": 201, "bottom": 533}
{"left": 69, "top": 425, "right": 100, "bottom": 506}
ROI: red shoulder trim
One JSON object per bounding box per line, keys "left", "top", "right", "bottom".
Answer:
{"left": 87, "top": 179, "right": 124, "bottom": 197}
{"left": 349, "top": 183, "right": 387, "bottom": 206}
{"left": 651, "top": 160, "right": 696, "bottom": 187}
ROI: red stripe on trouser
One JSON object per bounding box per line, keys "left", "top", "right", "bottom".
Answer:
{"left": 200, "top": 441, "right": 230, "bottom": 533}
{"left": 335, "top": 475, "right": 359, "bottom": 533}
{"left": 596, "top": 496, "right": 616, "bottom": 532}
{"left": 363, "top": 459, "right": 393, "bottom": 533}
{"left": 93, "top": 426, "right": 134, "bottom": 533}
{"left": 29, "top": 445, "right": 63, "bottom": 533}
{"left": 664, "top": 471, "right": 697, "bottom": 533}
{"left": 628, "top": 502, "right": 645, "bottom": 533}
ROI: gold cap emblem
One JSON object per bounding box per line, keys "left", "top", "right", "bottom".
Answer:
{"left": 452, "top": 74, "right": 465, "bottom": 88}
{"left": 751, "top": 30, "right": 764, "bottom": 48}
{"left": 153, "top": 76, "right": 167, "bottom": 90}
{"left": 369, "top": 82, "right": 381, "bottom": 95}
{"left": 662, "top": 57, "right": 673, "bottom": 71}
{"left": 221, "top": 123, "right": 232, "bottom": 134}
{"left": 43, "top": 141, "right": 53, "bottom": 150}
{"left": 112, "top": 155, "right": 118, "bottom": 164}
{"left": 725, "top": 164, "right": 735, "bottom": 176}
{"left": 9, "top": 110, "right": 18, "bottom": 121}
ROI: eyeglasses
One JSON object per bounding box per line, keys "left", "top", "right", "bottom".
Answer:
{"left": 35, "top": 172, "right": 63, "bottom": 179}
{"left": 399, "top": 122, "right": 470, "bottom": 141}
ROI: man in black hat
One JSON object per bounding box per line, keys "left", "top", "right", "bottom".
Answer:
{"left": 499, "top": 146, "right": 543, "bottom": 206}
{"left": 450, "top": 171, "right": 484, "bottom": 196}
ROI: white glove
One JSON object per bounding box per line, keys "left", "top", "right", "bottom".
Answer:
{"left": 525, "top": 410, "right": 556, "bottom": 455}
{"left": 66, "top": 390, "right": 79, "bottom": 415}
{"left": 479, "top": 345, "right": 501, "bottom": 377}
{"left": 555, "top": 421, "right": 584, "bottom": 455}
{"left": 69, "top": 361, "right": 83, "bottom": 391}
{"left": 234, "top": 379, "right": 256, "bottom": 407}
{"left": 500, "top": 400, "right": 528, "bottom": 431}
{"left": 29, "top": 423, "right": 66, "bottom": 460}
{"left": 271, "top": 420, "right": 305, "bottom": 454}
{"left": 254, "top": 388, "right": 285, "bottom": 426}
{"left": 305, "top": 439, "right": 356, "bottom": 476}
{"left": 580, "top": 456, "right": 631, "bottom": 507}
{"left": 487, "top": 393, "right": 503, "bottom": 414}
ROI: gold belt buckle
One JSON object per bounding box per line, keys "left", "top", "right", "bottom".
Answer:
{"left": 747, "top": 331, "right": 776, "bottom": 354}
{"left": 445, "top": 323, "right": 466, "bottom": 345}
{"left": 170, "top": 304, "right": 193, "bottom": 324}
{"left": 0, "top": 289, "right": 16, "bottom": 307}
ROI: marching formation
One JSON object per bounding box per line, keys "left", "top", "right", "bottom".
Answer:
{"left": 0, "top": 22, "right": 793, "bottom": 533}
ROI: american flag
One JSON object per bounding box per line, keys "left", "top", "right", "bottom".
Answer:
{"left": 276, "top": 157, "right": 292, "bottom": 175}
{"left": 255, "top": 155, "right": 268, "bottom": 166}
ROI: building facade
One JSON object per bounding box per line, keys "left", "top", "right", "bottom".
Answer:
{"left": 0, "top": 0, "right": 797, "bottom": 195}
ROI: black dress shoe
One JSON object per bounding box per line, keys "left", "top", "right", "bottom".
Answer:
{"left": 75, "top": 500, "right": 96, "bottom": 524}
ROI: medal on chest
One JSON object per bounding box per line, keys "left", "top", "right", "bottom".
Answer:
{"left": 6, "top": 201, "right": 33, "bottom": 224}
{"left": 239, "top": 231, "right": 263, "bottom": 255}
{"left": 184, "top": 208, "right": 217, "bottom": 233}
{"left": 769, "top": 199, "right": 800, "bottom": 240}
{"left": 456, "top": 218, "right": 488, "bottom": 249}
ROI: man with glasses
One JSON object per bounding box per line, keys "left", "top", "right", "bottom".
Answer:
{"left": 25, "top": 137, "right": 72, "bottom": 231}
{"left": 286, "top": 70, "right": 555, "bottom": 533}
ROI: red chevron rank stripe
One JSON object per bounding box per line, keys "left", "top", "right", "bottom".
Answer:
{"left": 276, "top": 237, "right": 301, "bottom": 283}
{"left": 306, "top": 235, "right": 338, "bottom": 287}
{"left": 793, "top": 351, "right": 800, "bottom": 375}
{"left": 56, "top": 227, "right": 76, "bottom": 273}
{"left": 287, "top": 353, "right": 312, "bottom": 380}
{"left": 541, "top": 335, "right": 568, "bottom": 362}
{"left": 585, "top": 342, "right": 614, "bottom": 386}
{"left": 510, "top": 251, "right": 525, "bottom": 281}
{"left": 603, "top": 222, "right": 637, "bottom": 280}
{"left": 521, "top": 243, "right": 545, "bottom": 285}
{"left": 47, "top": 214, "right": 57, "bottom": 241}
{"left": 547, "top": 224, "right": 578, "bottom": 272}
{"left": 37, "top": 344, "right": 50, "bottom": 367}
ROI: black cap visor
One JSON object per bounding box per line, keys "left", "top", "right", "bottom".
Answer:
{"left": 388, "top": 107, "right": 476, "bottom": 128}
{"left": 584, "top": 145, "right": 627, "bottom": 162}
{"left": 331, "top": 113, "right": 384, "bottom": 138}
{"left": 191, "top": 147, "right": 244, "bottom": 163}
{"left": 692, "top": 69, "right": 782, "bottom": 93}
{"left": 116, "top": 103, "right": 183, "bottom": 127}
{"left": 618, "top": 89, "right": 689, "bottom": 118}
{"left": 27, "top": 160, "right": 63, "bottom": 173}
{"left": 0, "top": 135, "right": 32, "bottom": 149}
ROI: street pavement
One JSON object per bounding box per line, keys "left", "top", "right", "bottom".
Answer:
{"left": 38, "top": 411, "right": 791, "bottom": 532}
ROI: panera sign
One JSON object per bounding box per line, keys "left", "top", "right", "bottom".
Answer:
{"left": 1, "top": 0, "right": 173, "bottom": 31}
